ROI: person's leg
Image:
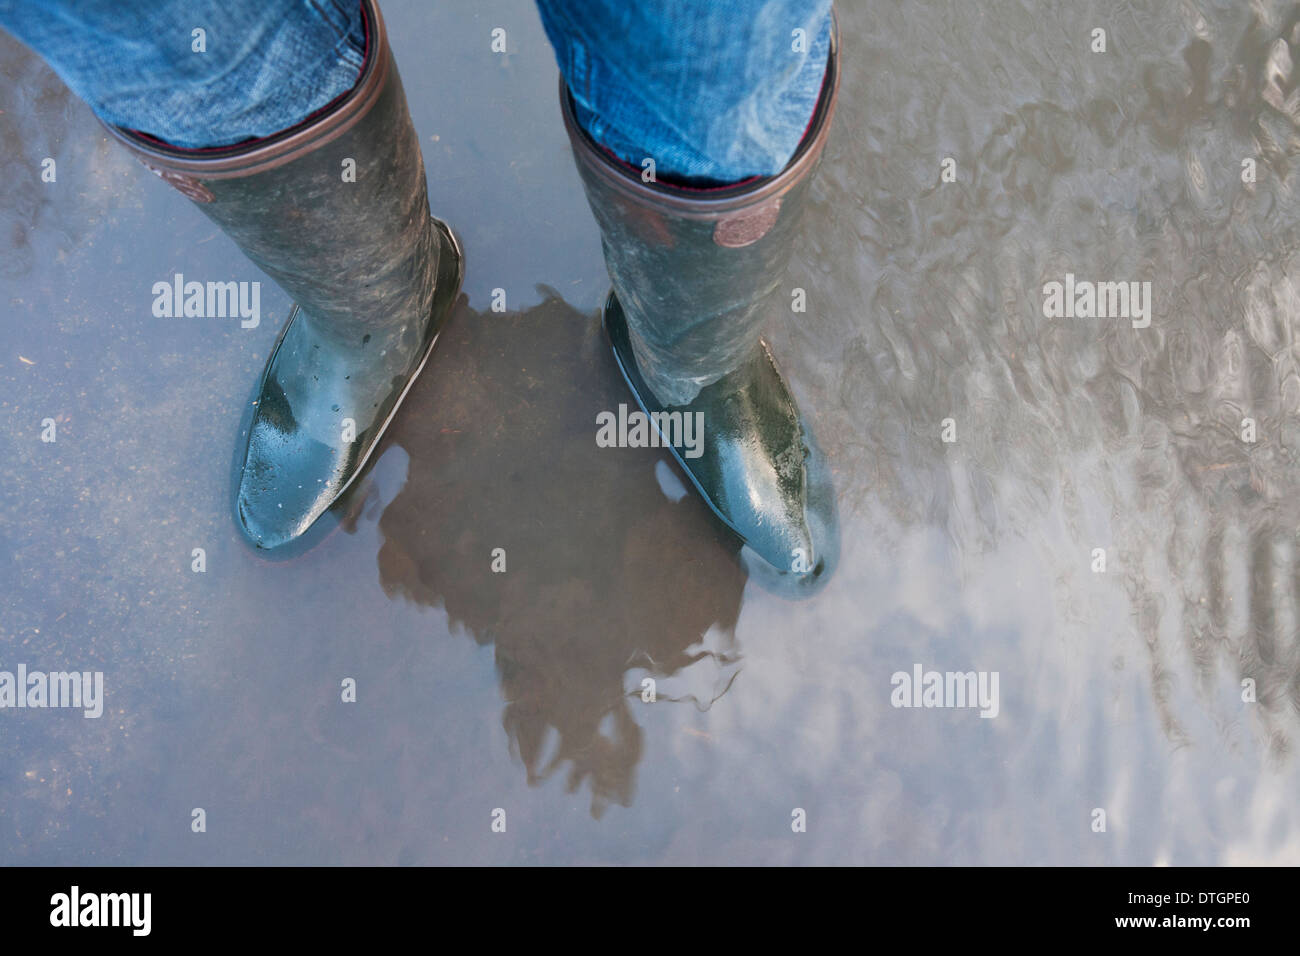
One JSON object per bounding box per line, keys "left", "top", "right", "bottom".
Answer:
{"left": 2, "top": 0, "right": 462, "bottom": 551}
{"left": 546, "top": 0, "right": 841, "bottom": 587}
{"left": 0, "top": 0, "right": 365, "bottom": 147}
{"left": 535, "top": 0, "right": 832, "bottom": 184}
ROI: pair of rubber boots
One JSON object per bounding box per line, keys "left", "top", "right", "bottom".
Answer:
{"left": 106, "top": 0, "right": 840, "bottom": 588}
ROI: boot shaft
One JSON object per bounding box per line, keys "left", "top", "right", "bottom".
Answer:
{"left": 561, "top": 14, "right": 840, "bottom": 406}
{"left": 101, "top": 0, "right": 438, "bottom": 347}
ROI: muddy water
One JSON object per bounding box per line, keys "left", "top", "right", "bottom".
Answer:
{"left": 2, "top": 0, "right": 1299, "bottom": 863}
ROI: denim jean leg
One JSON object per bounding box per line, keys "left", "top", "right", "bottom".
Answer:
{"left": 0, "top": 0, "right": 366, "bottom": 148}
{"left": 535, "top": 0, "right": 833, "bottom": 184}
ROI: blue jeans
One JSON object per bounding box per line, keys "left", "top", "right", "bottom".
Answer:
{"left": 536, "top": 0, "right": 831, "bottom": 182}
{"left": 0, "top": 0, "right": 830, "bottom": 183}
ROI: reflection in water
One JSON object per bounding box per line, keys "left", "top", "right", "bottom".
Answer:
{"left": 804, "top": 0, "right": 1300, "bottom": 760}
{"left": 0, "top": 40, "right": 113, "bottom": 282}
{"left": 365, "top": 293, "right": 748, "bottom": 816}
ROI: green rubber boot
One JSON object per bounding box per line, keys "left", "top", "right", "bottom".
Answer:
{"left": 561, "top": 18, "right": 841, "bottom": 588}
{"left": 104, "top": 0, "right": 462, "bottom": 550}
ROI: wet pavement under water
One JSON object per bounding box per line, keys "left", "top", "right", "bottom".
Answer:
{"left": 4, "top": 0, "right": 1300, "bottom": 864}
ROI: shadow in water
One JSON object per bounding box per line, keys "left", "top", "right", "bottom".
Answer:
{"left": 357, "top": 290, "right": 749, "bottom": 816}
{"left": 0, "top": 38, "right": 106, "bottom": 282}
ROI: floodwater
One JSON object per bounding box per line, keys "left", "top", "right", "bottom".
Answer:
{"left": 3, "top": 0, "right": 1300, "bottom": 864}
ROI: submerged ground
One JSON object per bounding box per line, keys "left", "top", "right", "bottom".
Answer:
{"left": 3, "top": 0, "right": 1300, "bottom": 864}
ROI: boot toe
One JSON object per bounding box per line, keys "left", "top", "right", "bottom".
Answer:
{"left": 606, "top": 295, "right": 839, "bottom": 588}
{"left": 236, "top": 428, "right": 347, "bottom": 550}
{"left": 719, "top": 430, "right": 838, "bottom": 588}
